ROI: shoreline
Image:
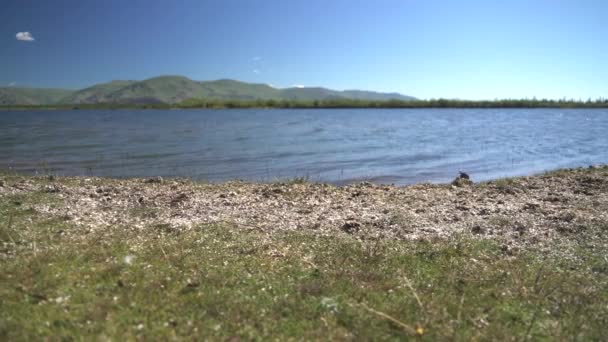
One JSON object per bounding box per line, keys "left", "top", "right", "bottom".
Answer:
{"left": 3, "top": 105, "right": 608, "bottom": 111}
{"left": 1, "top": 166, "right": 607, "bottom": 339}
{"left": 2, "top": 165, "right": 607, "bottom": 255}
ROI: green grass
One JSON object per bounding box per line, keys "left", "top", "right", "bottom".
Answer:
{"left": 1, "top": 185, "right": 607, "bottom": 340}
{"left": 0, "top": 87, "right": 74, "bottom": 106}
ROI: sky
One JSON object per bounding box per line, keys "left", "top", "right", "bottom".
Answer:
{"left": 1, "top": 0, "right": 606, "bottom": 100}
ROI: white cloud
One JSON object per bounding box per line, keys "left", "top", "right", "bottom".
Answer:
{"left": 253, "top": 69, "right": 260, "bottom": 74}
{"left": 8, "top": 82, "right": 16, "bottom": 87}
{"left": 292, "top": 84, "right": 305, "bottom": 88}
{"left": 252, "top": 56, "right": 262, "bottom": 61}
{"left": 16, "top": 32, "right": 35, "bottom": 41}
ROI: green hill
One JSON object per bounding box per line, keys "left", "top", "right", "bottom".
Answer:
{"left": 59, "top": 80, "right": 136, "bottom": 104}
{"left": 278, "top": 87, "right": 343, "bottom": 101}
{"left": 340, "top": 90, "right": 416, "bottom": 101}
{"left": 0, "top": 87, "right": 74, "bottom": 106}
{"left": 198, "top": 79, "right": 281, "bottom": 100}
{"left": 277, "top": 87, "right": 417, "bottom": 101}
{"left": 0, "top": 76, "right": 416, "bottom": 105}
{"left": 107, "top": 76, "right": 219, "bottom": 104}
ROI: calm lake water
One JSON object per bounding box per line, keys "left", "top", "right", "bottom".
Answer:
{"left": 1, "top": 108, "right": 607, "bottom": 185}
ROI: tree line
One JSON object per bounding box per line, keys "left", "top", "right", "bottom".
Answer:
{"left": 176, "top": 97, "right": 608, "bottom": 109}
{"left": 2, "top": 97, "right": 608, "bottom": 110}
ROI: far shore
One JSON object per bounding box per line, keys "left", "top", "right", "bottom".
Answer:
{"left": 2, "top": 98, "right": 608, "bottom": 111}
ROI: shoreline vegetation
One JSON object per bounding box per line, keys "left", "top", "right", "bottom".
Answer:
{"left": 2, "top": 98, "right": 608, "bottom": 110}
{"left": 1, "top": 166, "right": 607, "bottom": 339}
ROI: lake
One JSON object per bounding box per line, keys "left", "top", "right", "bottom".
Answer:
{"left": 1, "top": 108, "right": 607, "bottom": 185}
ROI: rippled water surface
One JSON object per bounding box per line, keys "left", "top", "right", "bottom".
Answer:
{"left": 1, "top": 108, "right": 607, "bottom": 184}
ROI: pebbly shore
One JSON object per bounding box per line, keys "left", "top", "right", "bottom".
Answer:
{"left": 2, "top": 165, "right": 607, "bottom": 260}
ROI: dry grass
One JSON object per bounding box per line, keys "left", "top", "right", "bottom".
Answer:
{"left": 1, "top": 168, "right": 607, "bottom": 339}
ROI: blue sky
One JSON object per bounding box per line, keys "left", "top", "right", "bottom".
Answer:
{"left": 1, "top": 0, "right": 606, "bottom": 100}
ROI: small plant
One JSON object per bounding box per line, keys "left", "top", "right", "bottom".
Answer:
{"left": 492, "top": 177, "right": 519, "bottom": 194}
{"left": 286, "top": 175, "right": 309, "bottom": 184}
{"left": 488, "top": 215, "right": 512, "bottom": 228}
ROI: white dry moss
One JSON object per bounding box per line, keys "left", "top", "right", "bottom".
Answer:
{"left": 1, "top": 166, "right": 607, "bottom": 259}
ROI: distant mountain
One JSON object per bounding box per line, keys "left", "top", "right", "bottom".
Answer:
{"left": 340, "top": 90, "right": 415, "bottom": 101}
{"left": 60, "top": 80, "right": 136, "bottom": 104}
{"left": 101, "top": 76, "right": 204, "bottom": 104}
{"left": 279, "top": 87, "right": 344, "bottom": 101}
{"left": 199, "top": 79, "right": 281, "bottom": 100}
{"left": 0, "top": 87, "right": 73, "bottom": 105}
{"left": 277, "top": 87, "right": 416, "bottom": 101}
{"left": 0, "top": 76, "right": 416, "bottom": 105}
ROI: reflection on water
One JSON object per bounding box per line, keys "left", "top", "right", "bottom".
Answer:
{"left": 1, "top": 108, "right": 607, "bottom": 185}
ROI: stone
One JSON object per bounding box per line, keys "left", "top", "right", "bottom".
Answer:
{"left": 144, "top": 176, "right": 163, "bottom": 184}
{"left": 341, "top": 220, "right": 361, "bottom": 234}
{"left": 471, "top": 225, "right": 484, "bottom": 234}
{"left": 45, "top": 185, "right": 60, "bottom": 193}
{"left": 452, "top": 177, "right": 473, "bottom": 187}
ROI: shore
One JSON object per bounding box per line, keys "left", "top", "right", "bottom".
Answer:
{"left": 2, "top": 166, "right": 607, "bottom": 255}
{"left": 3, "top": 98, "right": 608, "bottom": 110}
{"left": 1, "top": 166, "right": 607, "bottom": 339}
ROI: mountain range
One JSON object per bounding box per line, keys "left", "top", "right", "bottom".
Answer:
{"left": 0, "top": 76, "right": 416, "bottom": 105}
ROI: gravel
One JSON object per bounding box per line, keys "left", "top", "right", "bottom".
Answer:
{"left": 2, "top": 165, "right": 607, "bottom": 258}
